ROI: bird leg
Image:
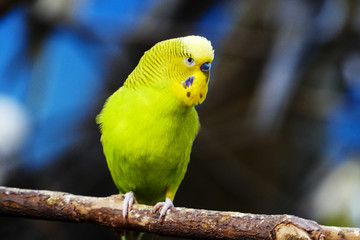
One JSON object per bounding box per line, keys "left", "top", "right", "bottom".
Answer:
{"left": 153, "top": 197, "right": 174, "bottom": 221}
{"left": 122, "top": 191, "right": 137, "bottom": 220}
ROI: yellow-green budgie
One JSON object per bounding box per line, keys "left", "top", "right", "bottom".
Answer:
{"left": 97, "top": 35, "right": 214, "bottom": 233}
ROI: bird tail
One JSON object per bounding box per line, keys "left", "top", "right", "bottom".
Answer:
{"left": 122, "top": 231, "right": 144, "bottom": 240}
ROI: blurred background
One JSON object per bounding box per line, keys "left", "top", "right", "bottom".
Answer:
{"left": 1, "top": 0, "right": 360, "bottom": 239}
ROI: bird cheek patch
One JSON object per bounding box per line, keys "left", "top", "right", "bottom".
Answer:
{"left": 179, "top": 74, "right": 208, "bottom": 105}
{"left": 182, "top": 76, "right": 194, "bottom": 89}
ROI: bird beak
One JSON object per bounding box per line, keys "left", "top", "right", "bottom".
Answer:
{"left": 200, "top": 62, "right": 211, "bottom": 72}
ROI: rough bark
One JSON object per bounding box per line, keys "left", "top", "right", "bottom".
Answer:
{"left": 0, "top": 186, "right": 359, "bottom": 240}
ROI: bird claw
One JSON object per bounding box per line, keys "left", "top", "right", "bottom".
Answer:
{"left": 153, "top": 197, "right": 174, "bottom": 221}
{"left": 123, "top": 191, "right": 137, "bottom": 220}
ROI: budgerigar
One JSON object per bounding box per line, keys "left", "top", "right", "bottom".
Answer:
{"left": 97, "top": 35, "right": 214, "bottom": 239}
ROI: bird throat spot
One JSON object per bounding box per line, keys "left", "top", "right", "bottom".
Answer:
{"left": 187, "top": 92, "right": 191, "bottom": 98}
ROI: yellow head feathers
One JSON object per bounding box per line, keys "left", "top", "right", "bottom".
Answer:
{"left": 180, "top": 36, "right": 214, "bottom": 64}
{"left": 124, "top": 35, "right": 214, "bottom": 106}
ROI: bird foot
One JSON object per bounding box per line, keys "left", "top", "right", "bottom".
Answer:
{"left": 153, "top": 197, "right": 174, "bottom": 221}
{"left": 123, "top": 191, "right": 137, "bottom": 220}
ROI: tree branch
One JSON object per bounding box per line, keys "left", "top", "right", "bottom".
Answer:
{"left": 0, "top": 186, "right": 359, "bottom": 240}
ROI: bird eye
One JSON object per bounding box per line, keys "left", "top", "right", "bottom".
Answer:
{"left": 184, "top": 57, "right": 195, "bottom": 66}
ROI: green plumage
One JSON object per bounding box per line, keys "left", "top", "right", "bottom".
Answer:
{"left": 97, "top": 36, "right": 214, "bottom": 239}
{"left": 99, "top": 85, "right": 199, "bottom": 204}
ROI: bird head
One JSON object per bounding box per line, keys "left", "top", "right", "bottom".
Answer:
{"left": 128, "top": 36, "right": 214, "bottom": 107}
{"left": 165, "top": 36, "right": 214, "bottom": 106}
